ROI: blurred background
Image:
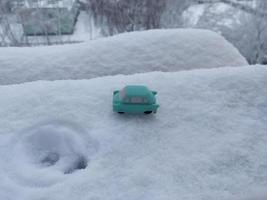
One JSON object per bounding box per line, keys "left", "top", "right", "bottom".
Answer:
{"left": 0, "top": 0, "right": 267, "bottom": 65}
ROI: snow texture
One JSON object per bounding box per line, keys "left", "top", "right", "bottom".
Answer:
{"left": 0, "top": 65, "right": 266, "bottom": 200}
{"left": 182, "top": 4, "right": 206, "bottom": 26}
{"left": 0, "top": 29, "right": 247, "bottom": 85}
{"left": 182, "top": 3, "right": 244, "bottom": 29}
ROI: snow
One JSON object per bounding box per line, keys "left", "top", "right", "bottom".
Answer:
{"left": 182, "top": 4, "right": 206, "bottom": 26}
{"left": 0, "top": 29, "right": 247, "bottom": 85}
{"left": 0, "top": 27, "right": 264, "bottom": 199}
{"left": 0, "top": 65, "right": 266, "bottom": 200}
{"left": 0, "top": 23, "right": 24, "bottom": 45}
{"left": 71, "top": 11, "right": 102, "bottom": 41}
{"left": 182, "top": 3, "right": 244, "bottom": 28}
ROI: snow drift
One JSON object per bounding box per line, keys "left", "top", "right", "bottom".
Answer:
{"left": 0, "top": 29, "right": 247, "bottom": 85}
{"left": 0, "top": 65, "right": 266, "bottom": 200}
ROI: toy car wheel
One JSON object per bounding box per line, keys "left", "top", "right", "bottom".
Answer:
{"left": 118, "top": 112, "right": 124, "bottom": 114}
{"left": 144, "top": 111, "right": 152, "bottom": 114}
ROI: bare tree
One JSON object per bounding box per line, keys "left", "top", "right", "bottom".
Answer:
{"left": 198, "top": 0, "right": 267, "bottom": 64}
{"left": 231, "top": 0, "right": 267, "bottom": 64}
{"left": 0, "top": 0, "right": 20, "bottom": 46}
{"left": 161, "top": 0, "right": 193, "bottom": 28}
{"left": 220, "top": 0, "right": 267, "bottom": 19}
{"left": 85, "top": 0, "right": 167, "bottom": 35}
{"left": 197, "top": 0, "right": 267, "bottom": 19}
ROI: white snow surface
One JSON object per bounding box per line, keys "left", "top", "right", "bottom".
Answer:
{"left": 182, "top": 3, "right": 244, "bottom": 29}
{"left": 0, "top": 29, "right": 247, "bottom": 85}
{"left": 0, "top": 65, "right": 266, "bottom": 200}
{"left": 182, "top": 4, "right": 206, "bottom": 26}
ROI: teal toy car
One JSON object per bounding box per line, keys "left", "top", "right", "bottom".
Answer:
{"left": 113, "top": 85, "right": 159, "bottom": 114}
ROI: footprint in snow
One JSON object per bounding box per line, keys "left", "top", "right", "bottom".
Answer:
{"left": 2, "top": 120, "right": 98, "bottom": 188}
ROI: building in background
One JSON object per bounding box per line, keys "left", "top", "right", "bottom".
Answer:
{"left": 14, "top": 0, "right": 79, "bottom": 35}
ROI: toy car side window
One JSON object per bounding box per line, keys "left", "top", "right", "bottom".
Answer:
{"left": 119, "top": 89, "right": 125, "bottom": 100}
{"left": 143, "top": 98, "right": 148, "bottom": 103}
{"left": 123, "top": 97, "right": 130, "bottom": 103}
{"left": 131, "top": 97, "right": 143, "bottom": 104}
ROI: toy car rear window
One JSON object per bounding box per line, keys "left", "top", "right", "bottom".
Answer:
{"left": 131, "top": 97, "right": 143, "bottom": 104}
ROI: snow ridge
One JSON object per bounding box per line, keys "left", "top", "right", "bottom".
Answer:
{"left": 0, "top": 29, "right": 247, "bottom": 85}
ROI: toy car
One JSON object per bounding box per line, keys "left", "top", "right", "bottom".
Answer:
{"left": 113, "top": 85, "right": 159, "bottom": 114}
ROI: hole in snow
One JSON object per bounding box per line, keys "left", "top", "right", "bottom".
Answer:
{"left": 40, "top": 152, "right": 60, "bottom": 167}
{"left": 64, "top": 155, "right": 88, "bottom": 174}
{"left": 7, "top": 120, "right": 99, "bottom": 188}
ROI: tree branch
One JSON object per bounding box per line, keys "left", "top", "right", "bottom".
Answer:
{"left": 199, "top": 0, "right": 267, "bottom": 19}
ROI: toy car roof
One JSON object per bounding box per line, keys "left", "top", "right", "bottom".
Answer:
{"left": 123, "top": 85, "right": 151, "bottom": 98}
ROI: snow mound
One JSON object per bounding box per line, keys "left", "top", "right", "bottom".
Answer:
{"left": 0, "top": 29, "right": 247, "bottom": 85}
{"left": 0, "top": 65, "right": 266, "bottom": 200}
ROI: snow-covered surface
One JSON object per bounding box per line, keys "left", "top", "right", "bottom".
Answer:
{"left": 182, "top": 4, "right": 205, "bottom": 26}
{"left": 182, "top": 3, "right": 243, "bottom": 28}
{"left": 0, "top": 65, "right": 266, "bottom": 200}
{"left": 0, "top": 29, "right": 247, "bottom": 85}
